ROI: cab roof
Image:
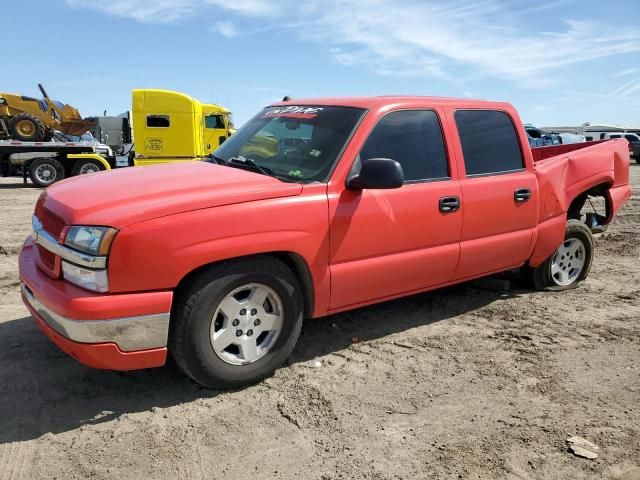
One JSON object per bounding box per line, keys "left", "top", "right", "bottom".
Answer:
{"left": 269, "top": 95, "right": 511, "bottom": 110}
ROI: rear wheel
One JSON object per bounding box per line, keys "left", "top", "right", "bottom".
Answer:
{"left": 10, "top": 113, "right": 46, "bottom": 142}
{"left": 71, "top": 159, "right": 103, "bottom": 176}
{"left": 526, "top": 219, "right": 594, "bottom": 291}
{"left": 29, "top": 157, "right": 65, "bottom": 187}
{"left": 170, "top": 257, "right": 303, "bottom": 389}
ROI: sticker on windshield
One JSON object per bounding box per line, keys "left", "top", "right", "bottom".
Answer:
{"left": 288, "top": 169, "right": 304, "bottom": 178}
{"left": 261, "top": 106, "right": 325, "bottom": 120}
{"left": 309, "top": 149, "right": 322, "bottom": 157}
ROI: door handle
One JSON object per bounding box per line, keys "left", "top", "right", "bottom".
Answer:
{"left": 439, "top": 196, "right": 460, "bottom": 212}
{"left": 514, "top": 188, "right": 531, "bottom": 202}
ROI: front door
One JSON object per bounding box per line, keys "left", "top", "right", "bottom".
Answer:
{"left": 328, "top": 109, "right": 462, "bottom": 310}
{"left": 203, "top": 113, "right": 228, "bottom": 154}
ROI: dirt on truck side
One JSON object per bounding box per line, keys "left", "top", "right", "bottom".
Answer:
{"left": 0, "top": 168, "right": 639, "bottom": 480}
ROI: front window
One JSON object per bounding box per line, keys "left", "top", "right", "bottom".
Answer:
{"left": 205, "top": 114, "right": 225, "bottom": 129}
{"left": 211, "top": 105, "right": 365, "bottom": 182}
{"left": 359, "top": 110, "right": 449, "bottom": 182}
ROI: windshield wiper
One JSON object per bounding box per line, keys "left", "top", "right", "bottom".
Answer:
{"left": 208, "top": 154, "right": 227, "bottom": 165}
{"left": 226, "top": 156, "right": 275, "bottom": 177}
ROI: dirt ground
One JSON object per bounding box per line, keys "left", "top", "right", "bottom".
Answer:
{"left": 0, "top": 165, "right": 638, "bottom": 480}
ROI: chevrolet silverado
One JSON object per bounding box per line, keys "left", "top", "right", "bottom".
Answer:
{"left": 19, "top": 97, "right": 632, "bottom": 388}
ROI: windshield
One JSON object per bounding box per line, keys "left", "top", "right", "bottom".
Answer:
{"left": 210, "top": 105, "right": 365, "bottom": 182}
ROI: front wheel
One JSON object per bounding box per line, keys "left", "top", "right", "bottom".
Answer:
{"left": 526, "top": 219, "right": 594, "bottom": 291}
{"left": 170, "top": 257, "right": 303, "bottom": 389}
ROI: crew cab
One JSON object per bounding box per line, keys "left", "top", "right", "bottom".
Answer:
{"left": 19, "top": 97, "right": 632, "bottom": 388}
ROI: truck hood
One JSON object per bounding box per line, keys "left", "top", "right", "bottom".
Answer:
{"left": 42, "top": 162, "right": 303, "bottom": 228}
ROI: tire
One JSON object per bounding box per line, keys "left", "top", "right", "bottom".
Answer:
{"left": 29, "top": 157, "right": 65, "bottom": 187}
{"left": 525, "top": 219, "right": 594, "bottom": 291}
{"left": 10, "top": 113, "right": 46, "bottom": 142}
{"left": 170, "top": 257, "right": 304, "bottom": 389}
{"left": 71, "top": 159, "right": 103, "bottom": 176}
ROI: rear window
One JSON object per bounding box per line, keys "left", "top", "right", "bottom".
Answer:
{"left": 147, "top": 115, "right": 170, "bottom": 128}
{"left": 455, "top": 110, "right": 524, "bottom": 176}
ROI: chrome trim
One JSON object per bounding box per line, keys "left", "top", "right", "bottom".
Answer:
{"left": 32, "top": 215, "right": 106, "bottom": 269}
{"left": 21, "top": 283, "right": 169, "bottom": 352}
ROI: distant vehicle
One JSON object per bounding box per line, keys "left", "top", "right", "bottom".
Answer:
{"left": 0, "top": 84, "right": 93, "bottom": 142}
{"left": 557, "top": 132, "right": 586, "bottom": 145}
{"left": 524, "top": 124, "right": 560, "bottom": 147}
{"left": 0, "top": 139, "right": 114, "bottom": 187}
{"left": 601, "top": 132, "right": 640, "bottom": 160}
{"left": 1, "top": 89, "right": 235, "bottom": 187}
{"left": 88, "top": 89, "right": 235, "bottom": 167}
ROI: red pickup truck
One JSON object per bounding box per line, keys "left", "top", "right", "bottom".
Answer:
{"left": 19, "top": 97, "right": 631, "bottom": 388}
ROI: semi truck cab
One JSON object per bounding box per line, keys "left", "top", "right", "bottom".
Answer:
{"left": 131, "top": 89, "right": 234, "bottom": 166}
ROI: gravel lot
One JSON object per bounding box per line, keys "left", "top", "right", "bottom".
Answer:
{"left": 0, "top": 165, "right": 638, "bottom": 480}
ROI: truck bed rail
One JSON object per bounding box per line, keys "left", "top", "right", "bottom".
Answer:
{"left": 531, "top": 140, "right": 606, "bottom": 163}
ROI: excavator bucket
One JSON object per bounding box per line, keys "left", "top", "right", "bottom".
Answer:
{"left": 59, "top": 104, "right": 95, "bottom": 135}
{"left": 39, "top": 84, "right": 94, "bottom": 136}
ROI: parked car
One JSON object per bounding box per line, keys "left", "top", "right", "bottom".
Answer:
{"left": 19, "top": 96, "right": 631, "bottom": 388}
{"left": 603, "top": 132, "right": 640, "bottom": 160}
{"left": 557, "top": 132, "right": 586, "bottom": 145}
{"left": 524, "top": 124, "right": 561, "bottom": 147}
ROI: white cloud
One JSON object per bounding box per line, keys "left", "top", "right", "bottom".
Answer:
{"left": 204, "top": 0, "right": 276, "bottom": 16}
{"left": 65, "top": 0, "right": 198, "bottom": 23}
{"left": 614, "top": 67, "right": 639, "bottom": 77}
{"left": 609, "top": 76, "right": 640, "bottom": 98}
{"left": 210, "top": 20, "right": 237, "bottom": 37}
{"left": 64, "top": 0, "right": 640, "bottom": 87}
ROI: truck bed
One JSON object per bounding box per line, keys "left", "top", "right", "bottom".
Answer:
{"left": 531, "top": 140, "right": 607, "bottom": 163}
{"left": 532, "top": 138, "right": 631, "bottom": 225}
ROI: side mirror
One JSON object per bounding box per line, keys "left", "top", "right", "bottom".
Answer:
{"left": 346, "top": 158, "right": 404, "bottom": 190}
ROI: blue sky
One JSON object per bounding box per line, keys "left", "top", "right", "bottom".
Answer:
{"left": 5, "top": 0, "right": 640, "bottom": 127}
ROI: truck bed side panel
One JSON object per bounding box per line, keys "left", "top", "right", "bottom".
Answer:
{"left": 528, "top": 139, "right": 631, "bottom": 266}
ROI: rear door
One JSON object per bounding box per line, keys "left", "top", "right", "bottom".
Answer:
{"left": 328, "top": 108, "right": 462, "bottom": 310}
{"left": 449, "top": 109, "right": 538, "bottom": 280}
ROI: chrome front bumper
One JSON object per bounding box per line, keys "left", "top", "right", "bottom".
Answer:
{"left": 21, "top": 283, "right": 170, "bottom": 352}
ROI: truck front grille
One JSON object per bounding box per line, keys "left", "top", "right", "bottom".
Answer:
{"left": 37, "top": 244, "right": 56, "bottom": 270}
{"left": 35, "top": 197, "right": 66, "bottom": 240}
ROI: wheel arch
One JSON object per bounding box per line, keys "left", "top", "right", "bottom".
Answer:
{"left": 566, "top": 181, "right": 612, "bottom": 224}
{"left": 173, "top": 251, "right": 315, "bottom": 320}
{"left": 529, "top": 180, "right": 612, "bottom": 267}
{"left": 67, "top": 153, "right": 112, "bottom": 172}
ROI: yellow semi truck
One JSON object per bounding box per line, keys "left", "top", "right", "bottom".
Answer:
{"left": 92, "top": 89, "right": 234, "bottom": 167}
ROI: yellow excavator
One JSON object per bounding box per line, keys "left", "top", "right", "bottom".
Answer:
{"left": 0, "top": 84, "right": 93, "bottom": 142}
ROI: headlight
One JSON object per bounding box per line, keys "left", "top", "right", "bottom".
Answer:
{"left": 0, "top": 97, "right": 6, "bottom": 105}
{"left": 62, "top": 261, "right": 109, "bottom": 292}
{"left": 64, "top": 226, "right": 117, "bottom": 256}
